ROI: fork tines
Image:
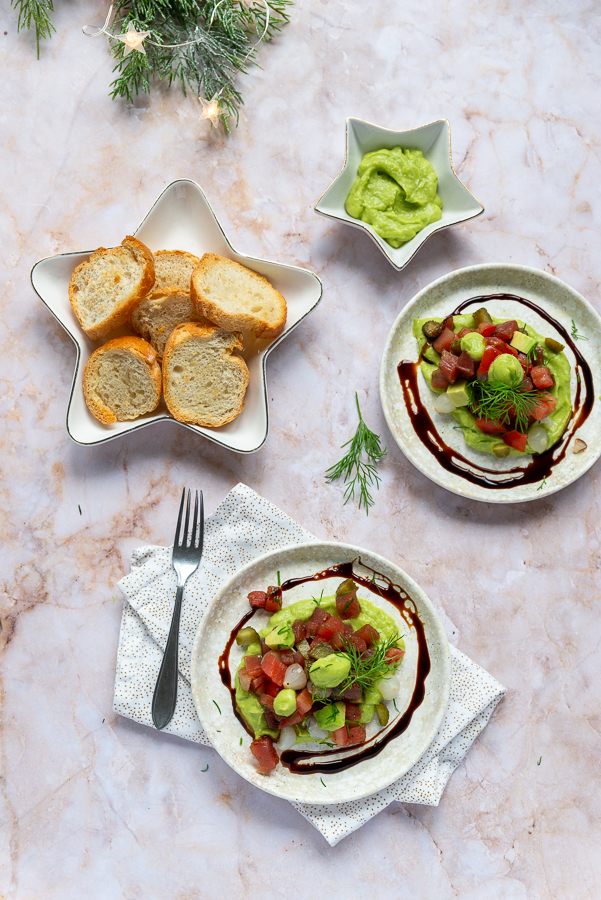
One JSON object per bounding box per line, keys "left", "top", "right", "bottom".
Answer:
{"left": 174, "top": 488, "right": 204, "bottom": 549}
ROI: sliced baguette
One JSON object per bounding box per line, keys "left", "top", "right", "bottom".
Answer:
{"left": 162, "top": 323, "right": 249, "bottom": 427}
{"left": 153, "top": 250, "right": 201, "bottom": 293}
{"left": 190, "top": 253, "right": 287, "bottom": 340}
{"left": 83, "top": 337, "right": 162, "bottom": 424}
{"left": 130, "top": 288, "right": 211, "bottom": 358}
{"left": 69, "top": 236, "right": 155, "bottom": 339}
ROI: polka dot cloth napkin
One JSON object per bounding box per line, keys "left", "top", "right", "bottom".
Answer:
{"left": 113, "top": 483, "right": 505, "bottom": 846}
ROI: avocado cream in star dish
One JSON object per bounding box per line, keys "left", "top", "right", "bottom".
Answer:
{"left": 414, "top": 307, "right": 572, "bottom": 457}
{"left": 234, "top": 579, "right": 405, "bottom": 775}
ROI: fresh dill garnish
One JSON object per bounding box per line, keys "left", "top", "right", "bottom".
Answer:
{"left": 239, "top": 737, "right": 243, "bottom": 746}
{"left": 321, "top": 777, "right": 327, "bottom": 787}
{"left": 571, "top": 319, "right": 588, "bottom": 341}
{"left": 325, "top": 393, "right": 386, "bottom": 514}
{"left": 311, "top": 590, "right": 325, "bottom": 607}
{"left": 212, "top": 700, "right": 221, "bottom": 714}
{"left": 201, "top": 764, "right": 209, "bottom": 772}
{"left": 470, "top": 379, "right": 541, "bottom": 433}
{"left": 277, "top": 625, "right": 290, "bottom": 635}
{"left": 78, "top": 504, "right": 82, "bottom": 516}
{"left": 537, "top": 476, "right": 547, "bottom": 491}
{"left": 393, "top": 699, "right": 399, "bottom": 712}
{"left": 277, "top": 570, "right": 281, "bottom": 586}
{"left": 537, "top": 756, "right": 542, "bottom": 765}
{"left": 335, "top": 632, "right": 402, "bottom": 695}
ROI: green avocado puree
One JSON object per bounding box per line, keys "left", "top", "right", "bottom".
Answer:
{"left": 345, "top": 148, "right": 443, "bottom": 248}
{"left": 413, "top": 314, "right": 572, "bottom": 456}
{"left": 235, "top": 594, "right": 404, "bottom": 740}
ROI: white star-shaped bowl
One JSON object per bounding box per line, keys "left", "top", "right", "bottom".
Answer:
{"left": 315, "top": 118, "right": 484, "bottom": 271}
{"left": 31, "top": 180, "right": 323, "bottom": 452}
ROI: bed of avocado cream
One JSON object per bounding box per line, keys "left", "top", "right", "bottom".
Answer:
{"left": 235, "top": 594, "right": 405, "bottom": 740}
{"left": 412, "top": 314, "right": 572, "bottom": 457}
{"left": 345, "top": 148, "right": 443, "bottom": 248}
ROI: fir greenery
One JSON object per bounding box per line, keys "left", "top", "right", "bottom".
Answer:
{"left": 11, "top": 0, "right": 292, "bottom": 128}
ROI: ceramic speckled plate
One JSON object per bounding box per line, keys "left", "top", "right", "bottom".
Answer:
{"left": 190, "top": 542, "right": 450, "bottom": 804}
{"left": 380, "top": 264, "right": 601, "bottom": 503}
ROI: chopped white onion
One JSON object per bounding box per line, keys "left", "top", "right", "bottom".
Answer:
{"left": 434, "top": 393, "right": 456, "bottom": 414}
{"left": 540, "top": 416, "right": 554, "bottom": 427}
{"left": 276, "top": 726, "right": 297, "bottom": 752}
{"left": 377, "top": 675, "right": 400, "bottom": 701}
{"left": 528, "top": 424, "right": 549, "bottom": 454}
{"left": 283, "top": 663, "right": 307, "bottom": 690}
{"left": 307, "top": 718, "right": 329, "bottom": 740}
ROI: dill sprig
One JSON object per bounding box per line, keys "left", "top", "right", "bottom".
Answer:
{"left": 335, "top": 632, "right": 402, "bottom": 695}
{"left": 470, "top": 379, "right": 541, "bottom": 434}
{"left": 326, "top": 394, "right": 386, "bottom": 514}
{"left": 571, "top": 319, "right": 588, "bottom": 341}
{"left": 11, "top": 0, "right": 55, "bottom": 58}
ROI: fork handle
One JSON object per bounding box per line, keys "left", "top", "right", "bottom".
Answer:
{"left": 152, "top": 584, "right": 184, "bottom": 730}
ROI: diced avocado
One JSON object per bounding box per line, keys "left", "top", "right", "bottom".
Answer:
{"left": 265, "top": 623, "right": 295, "bottom": 650}
{"left": 446, "top": 379, "right": 471, "bottom": 408}
{"left": 359, "top": 703, "right": 376, "bottom": 724}
{"left": 314, "top": 701, "right": 346, "bottom": 732}
{"left": 422, "top": 344, "right": 441, "bottom": 365}
{"left": 309, "top": 654, "right": 351, "bottom": 688}
{"left": 510, "top": 331, "right": 537, "bottom": 355}
{"left": 245, "top": 642, "right": 262, "bottom": 657}
{"left": 273, "top": 688, "right": 297, "bottom": 717}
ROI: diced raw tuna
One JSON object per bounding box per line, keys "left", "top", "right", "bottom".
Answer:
{"left": 332, "top": 726, "right": 349, "bottom": 748}
{"left": 292, "top": 651, "right": 306, "bottom": 666}
{"left": 456, "top": 327, "right": 475, "bottom": 339}
{"left": 250, "top": 736, "right": 279, "bottom": 774}
{"left": 335, "top": 591, "right": 361, "bottom": 620}
{"left": 306, "top": 607, "right": 330, "bottom": 638}
{"left": 431, "top": 368, "right": 450, "bottom": 391}
{"left": 521, "top": 376, "right": 534, "bottom": 392}
{"left": 517, "top": 352, "right": 530, "bottom": 375}
{"left": 438, "top": 350, "right": 459, "bottom": 384}
{"left": 432, "top": 328, "right": 457, "bottom": 354}
{"left": 502, "top": 430, "right": 528, "bottom": 452}
{"left": 279, "top": 648, "right": 296, "bottom": 666}
{"left": 352, "top": 624, "right": 380, "bottom": 646}
{"left": 317, "top": 615, "right": 346, "bottom": 641}
{"left": 345, "top": 702, "right": 362, "bottom": 722}
{"left": 541, "top": 393, "right": 557, "bottom": 415}
{"left": 296, "top": 688, "right": 313, "bottom": 716}
{"left": 443, "top": 316, "right": 454, "bottom": 331}
{"left": 261, "top": 652, "right": 288, "bottom": 686}
{"left": 332, "top": 724, "right": 366, "bottom": 747}
{"left": 258, "top": 693, "right": 274, "bottom": 709}
{"left": 475, "top": 417, "right": 506, "bottom": 435}
{"left": 349, "top": 634, "right": 367, "bottom": 654}
{"left": 340, "top": 683, "right": 362, "bottom": 702}
{"left": 330, "top": 632, "right": 349, "bottom": 651}
{"left": 531, "top": 366, "right": 554, "bottom": 389}
{"left": 264, "top": 680, "right": 280, "bottom": 698}
{"left": 265, "top": 586, "right": 283, "bottom": 613}
{"left": 494, "top": 320, "right": 519, "bottom": 341}
{"left": 238, "top": 670, "right": 252, "bottom": 692}
{"left": 385, "top": 647, "right": 405, "bottom": 666}
{"left": 262, "top": 707, "right": 281, "bottom": 731}
{"left": 248, "top": 591, "right": 267, "bottom": 608}
{"left": 279, "top": 710, "right": 304, "bottom": 728}
{"left": 484, "top": 335, "right": 507, "bottom": 352}
{"left": 478, "top": 322, "right": 497, "bottom": 336}
{"left": 292, "top": 619, "right": 306, "bottom": 643}
{"left": 250, "top": 674, "right": 267, "bottom": 693}
{"left": 244, "top": 655, "right": 263, "bottom": 678}
{"left": 456, "top": 350, "right": 476, "bottom": 378}
{"left": 531, "top": 393, "right": 557, "bottom": 420}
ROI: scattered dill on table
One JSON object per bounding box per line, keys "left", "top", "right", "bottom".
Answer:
{"left": 201, "top": 764, "right": 209, "bottom": 772}
{"left": 325, "top": 393, "right": 386, "bottom": 514}
{"left": 537, "top": 756, "right": 542, "bottom": 766}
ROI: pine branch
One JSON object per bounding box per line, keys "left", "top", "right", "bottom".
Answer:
{"left": 12, "top": 0, "right": 56, "bottom": 58}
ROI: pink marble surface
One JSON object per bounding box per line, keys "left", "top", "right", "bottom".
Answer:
{"left": 1, "top": 0, "right": 600, "bottom": 896}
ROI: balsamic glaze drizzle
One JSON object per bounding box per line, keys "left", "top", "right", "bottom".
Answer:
{"left": 219, "top": 559, "right": 431, "bottom": 775}
{"left": 397, "top": 293, "right": 594, "bottom": 490}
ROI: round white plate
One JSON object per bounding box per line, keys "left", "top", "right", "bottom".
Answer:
{"left": 190, "top": 542, "right": 450, "bottom": 804}
{"left": 380, "top": 263, "right": 601, "bottom": 503}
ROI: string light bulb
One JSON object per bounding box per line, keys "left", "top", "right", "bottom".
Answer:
{"left": 116, "top": 26, "right": 150, "bottom": 55}
{"left": 199, "top": 95, "right": 221, "bottom": 126}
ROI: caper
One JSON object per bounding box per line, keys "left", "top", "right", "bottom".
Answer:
{"left": 545, "top": 337, "right": 565, "bottom": 353}
{"left": 235, "top": 627, "right": 261, "bottom": 646}
{"left": 375, "top": 703, "right": 390, "bottom": 727}
{"left": 473, "top": 307, "right": 493, "bottom": 326}
{"left": 422, "top": 320, "right": 443, "bottom": 340}
{"left": 492, "top": 443, "right": 510, "bottom": 458}
{"left": 450, "top": 339, "right": 462, "bottom": 355}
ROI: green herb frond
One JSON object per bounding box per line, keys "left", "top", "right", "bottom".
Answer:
{"left": 326, "top": 393, "right": 387, "bottom": 514}
{"left": 470, "top": 379, "right": 541, "bottom": 434}
{"left": 335, "top": 632, "right": 402, "bottom": 695}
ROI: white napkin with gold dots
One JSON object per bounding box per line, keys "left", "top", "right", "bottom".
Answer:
{"left": 113, "top": 483, "right": 505, "bottom": 846}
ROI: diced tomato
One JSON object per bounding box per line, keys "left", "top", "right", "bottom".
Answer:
{"left": 250, "top": 673, "right": 267, "bottom": 693}
{"left": 264, "top": 680, "right": 280, "bottom": 698}
{"left": 456, "top": 350, "right": 476, "bottom": 378}
{"left": 279, "top": 710, "right": 304, "bottom": 728}
{"left": 250, "top": 736, "right": 279, "bottom": 774}
{"left": 265, "top": 586, "right": 283, "bottom": 613}
{"left": 332, "top": 726, "right": 349, "bottom": 748}
{"left": 431, "top": 368, "right": 450, "bottom": 391}
{"left": 349, "top": 633, "right": 367, "bottom": 653}
{"left": 531, "top": 366, "right": 554, "bottom": 389}
{"left": 345, "top": 702, "right": 362, "bottom": 722}
{"left": 475, "top": 417, "right": 506, "bottom": 435}
{"left": 494, "top": 320, "right": 519, "bottom": 341}
{"left": 443, "top": 316, "right": 454, "bottom": 331}
{"left": 248, "top": 591, "right": 267, "bottom": 608}
{"left": 296, "top": 688, "right": 313, "bottom": 716}
{"left": 317, "top": 615, "right": 346, "bottom": 641}
{"left": 478, "top": 322, "right": 497, "bottom": 337}
{"left": 244, "top": 655, "right": 263, "bottom": 678}
{"left": 335, "top": 590, "right": 361, "bottom": 619}
{"left": 353, "top": 624, "right": 380, "bottom": 646}
{"left": 456, "top": 327, "right": 475, "bottom": 339}
{"left": 385, "top": 647, "right": 405, "bottom": 666}
{"left": 502, "top": 430, "right": 528, "bottom": 452}
{"left": 521, "top": 376, "right": 534, "bottom": 392}
{"left": 438, "top": 350, "right": 459, "bottom": 384}
{"left": 238, "top": 669, "right": 252, "bottom": 692}
{"left": 478, "top": 345, "right": 502, "bottom": 374}
{"left": 330, "top": 632, "right": 349, "bottom": 651}
{"left": 517, "top": 352, "right": 530, "bottom": 375}
{"left": 292, "top": 619, "right": 306, "bottom": 643}
{"left": 306, "top": 607, "right": 330, "bottom": 638}
{"left": 432, "top": 328, "right": 457, "bottom": 354}
{"left": 261, "top": 652, "right": 288, "bottom": 686}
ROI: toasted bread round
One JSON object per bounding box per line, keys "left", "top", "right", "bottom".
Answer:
{"left": 153, "top": 250, "right": 201, "bottom": 293}
{"left": 162, "top": 323, "right": 249, "bottom": 427}
{"left": 130, "top": 288, "right": 211, "bottom": 358}
{"left": 83, "top": 337, "right": 162, "bottom": 424}
{"left": 190, "top": 253, "right": 287, "bottom": 340}
{"left": 69, "top": 236, "right": 155, "bottom": 340}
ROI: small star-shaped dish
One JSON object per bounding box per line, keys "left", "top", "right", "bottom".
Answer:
{"left": 315, "top": 118, "right": 484, "bottom": 271}
{"left": 31, "top": 180, "right": 322, "bottom": 452}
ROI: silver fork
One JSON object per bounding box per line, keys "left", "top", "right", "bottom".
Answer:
{"left": 152, "top": 488, "right": 204, "bottom": 730}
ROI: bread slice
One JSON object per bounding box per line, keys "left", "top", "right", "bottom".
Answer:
{"left": 130, "top": 288, "right": 210, "bottom": 358}
{"left": 83, "top": 337, "right": 162, "bottom": 424}
{"left": 162, "top": 323, "right": 249, "bottom": 427}
{"left": 190, "top": 253, "right": 287, "bottom": 340}
{"left": 69, "top": 236, "right": 155, "bottom": 339}
{"left": 153, "top": 250, "right": 201, "bottom": 293}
